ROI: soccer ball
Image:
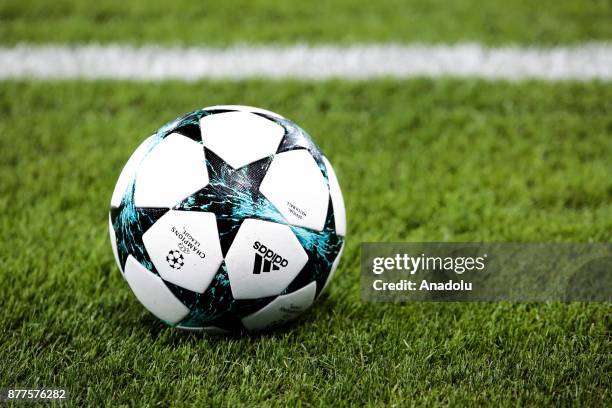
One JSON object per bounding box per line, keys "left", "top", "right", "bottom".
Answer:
{"left": 108, "top": 105, "right": 346, "bottom": 333}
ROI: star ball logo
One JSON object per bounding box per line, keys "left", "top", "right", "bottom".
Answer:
{"left": 166, "top": 249, "right": 185, "bottom": 270}
{"left": 252, "top": 241, "right": 289, "bottom": 274}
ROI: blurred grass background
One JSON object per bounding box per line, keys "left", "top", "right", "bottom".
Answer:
{"left": 1, "top": 0, "right": 611, "bottom": 405}
{"left": 1, "top": 0, "right": 612, "bottom": 45}
{"left": 0, "top": 80, "right": 610, "bottom": 405}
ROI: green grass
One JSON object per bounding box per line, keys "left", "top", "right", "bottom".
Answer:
{"left": 0, "top": 79, "right": 610, "bottom": 405}
{"left": 1, "top": 0, "right": 612, "bottom": 46}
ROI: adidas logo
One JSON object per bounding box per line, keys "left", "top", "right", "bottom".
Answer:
{"left": 252, "top": 241, "right": 288, "bottom": 274}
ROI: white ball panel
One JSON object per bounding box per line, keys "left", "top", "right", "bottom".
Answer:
{"left": 241, "top": 281, "right": 317, "bottom": 331}
{"left": 202, "top": 105, "right": 284, "bottom": 119}
{"left": 260, "top": 150, "right": 329, "bottom": 231}
{"left": 200, "top": 111, "right": 284, "bottom": 169}
{"left": 323, "top": 156, "right": 346, "bottom": 236}
{"left": 225, "top": 219, "right": 308, "bottom": 299}
{"left": 124, "top": 255, "right": 190, "bottom": 324}
{"left": 110, "top": 135, "right": 155, "bottom": 207}
{"left": 142, "top": 210, "right": 223, "bottom": 293}
{"left": 134, "top": 133, "right": 209, "bottom": 208}
{"left": 321, "top": 242, "right": 344, "bottom": 294}
{"left": 108, "top": 215, "right": 123, "bottom": 276}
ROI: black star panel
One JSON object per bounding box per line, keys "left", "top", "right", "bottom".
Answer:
{"left": 174, "top": 148, "right": 284, "bottom": 256}
{"left": 267, "top": 116, "right": 328, "bottom": 183}
{"left": 110, "top": 196, "right": 168, "bottom": 274}
{"left": 283, "top": 197, "right": 345, "bottom": 298}
{"left": 174, "top": 122, "right": 203, "bottom": 144}
{"left": 164, "top": 263, "right": 276, "bottom": 332}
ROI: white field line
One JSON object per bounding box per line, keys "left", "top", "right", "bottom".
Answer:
{"left": 1, "top": 43, "right": 611, "bottom": 81}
